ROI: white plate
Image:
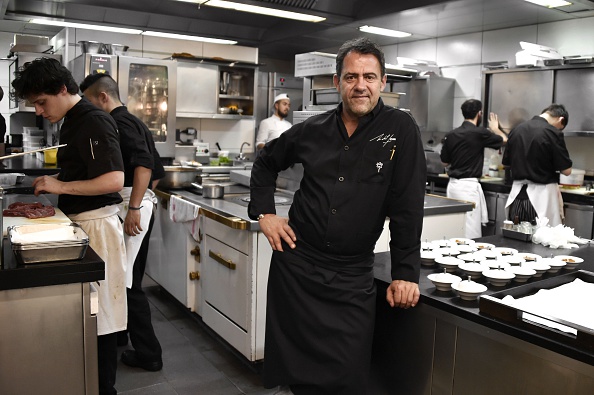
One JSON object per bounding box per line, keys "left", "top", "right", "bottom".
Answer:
{"left": 497, "top": 255, "right": 525, "bottom": 265}
{"left": 421, "top": 242, "right": 437, "bottom": 251}
{"left": 435, "top": 256, "right": 464, "bottom": 272}
{"left": 431, "top": 239, "right": 456, "bottom": 248}
{"left": 553, "top": 255, "right": 583, "bottom": 264}
{"left": 474, "top": 242, "right": 495, "bottom": 250}
{"left": 457, "top": 253, "right": 486, "bottom": 263}
{"left": 518, "top": 252, "right": 542, "bottom": 262}
{"left": 427, "top": 273, "right": 462, "bottom": 291}
{"left": 456, "top": 244, "right": 478, "bottom": 253}
{"left": 449, "top": 237, "right": 475, "bottom": 246}
{"left": 451, "top": 280, "right": 487, "bottom": 301}
{"left": 421, "top": 250, "right": 441, "bottom": 266}
{"left": 492, "top": 247, "right": 518, "bottom": 256}
{"left": 434, "top": 247, "right": 460, "bottom": 257}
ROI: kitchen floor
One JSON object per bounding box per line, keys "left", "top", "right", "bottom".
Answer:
{"left": 116, "top": 276, "right": 275, "bottom": 395}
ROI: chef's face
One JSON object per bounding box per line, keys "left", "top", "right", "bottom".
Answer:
{"left": 334, "top": 51, "right": 386, "bottom": 118}
{"left": 275, "top": 99, "right": 290, "bottom": 119}
{"left": 27, "top": 86, "right": 70, "bottom": 124}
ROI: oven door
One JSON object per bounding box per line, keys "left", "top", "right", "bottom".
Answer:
{"left": 118, "top": 56, "right": 177, "bottom": 158}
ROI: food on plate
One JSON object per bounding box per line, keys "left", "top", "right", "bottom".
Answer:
{"left": 561, "top": 258, "right": 575, "bottom": 263}
{"left": 3, "top": 202, "right": 56, "bottom": 219}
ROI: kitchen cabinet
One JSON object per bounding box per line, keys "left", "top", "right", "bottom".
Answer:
{"left": 176, "top": 62, "right": 219, "bottom": 117}
{"left": 564, "top": 202, "right": 594, "bottom": 239}
{"left": 201, "top": 210, "right": 270, "bottom": 361}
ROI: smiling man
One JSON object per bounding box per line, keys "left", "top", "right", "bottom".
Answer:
{"left": 248, "top": 38, "right": 426, "bottom": 395}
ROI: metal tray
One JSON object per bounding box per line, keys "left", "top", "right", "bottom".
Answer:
{"left": 8, "top": 223, "right": 89, "bottom": 265}
{"left": 479, "top": 270, "right": 594, "bottom": 351}
{"left": 502, "top": 228, "right": 532, "bottom": 241}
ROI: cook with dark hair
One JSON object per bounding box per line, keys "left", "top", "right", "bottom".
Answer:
{"left": 12, "top": 57, "right": 126, "bottom": 395}
{"left": 248, "top": 37, "right": 426, "bottom": 395}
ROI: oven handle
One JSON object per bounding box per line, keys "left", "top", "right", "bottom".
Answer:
{"left": 199, "top": 208, "right": 248, "bottom": 230}
{"left": 209, "top": 250, "right": 237, "bottom": 270}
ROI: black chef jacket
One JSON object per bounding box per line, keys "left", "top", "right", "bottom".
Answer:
{"left": 249, "top": 99, "right": 426, "bottom": 283}
{"left": 502, "top": 116, "right": 572, "bottom": 184}
{"left": 57, "top": 97, "right": 124, "bottom": 215}
{"left": 110, "top": 106, "right": 159, "bottom": 187}
{"left": 440, "top": 120, "right": 504, "bottom": 179}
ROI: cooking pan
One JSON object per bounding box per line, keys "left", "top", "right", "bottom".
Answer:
{"left": 191, "top": 182, "right": 224, "bottom": 199}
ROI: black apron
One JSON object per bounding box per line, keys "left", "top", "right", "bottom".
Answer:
{"left": 263, "top": 247, "right": 377, "bottom": 395}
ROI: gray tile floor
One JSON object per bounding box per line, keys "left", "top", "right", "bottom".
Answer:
{"left": 116, "top": 276, "right": 276, "bottom": 395}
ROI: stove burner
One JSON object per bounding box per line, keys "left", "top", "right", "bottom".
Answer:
{"left": 239, "top": 196, "right": 291, "bottom": 205}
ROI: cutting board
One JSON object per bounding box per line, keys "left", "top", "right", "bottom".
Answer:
{"left": 2, "top": 194, "right": 71, "bottom": 237}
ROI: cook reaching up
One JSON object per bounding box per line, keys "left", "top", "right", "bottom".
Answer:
{"left": 248, "top": 37, "right": 426, "bottom": 394}
{"left": 502, "top": 104, "right": 572, "bottom": 226}
{"left": 12, "top": 57, "right": 126, "bottom": 395}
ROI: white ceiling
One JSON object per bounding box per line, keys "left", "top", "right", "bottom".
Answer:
{"left": 2, "top": 0, "right": 594, "bottom": 60}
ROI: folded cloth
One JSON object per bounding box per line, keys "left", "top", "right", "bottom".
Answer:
{"left": 169, "top": 195, "right": 202, "bottom": 241}
{"left": 169, "top": 195, "right": 199, "bottom": 223}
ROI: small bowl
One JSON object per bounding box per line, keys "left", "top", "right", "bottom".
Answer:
{"left": 421, "top": 242, "right": 437, "bottom": 251}
{"left": 457, "top": 253, "right": 486, "bottom": 263}
{"left": 421, "top": 250, "right": 441, "bottom": 266}
{"left": 508, "top": 266, "right": 536, "bottom": 283}
{"left": 449, "top": 237, "right": 475, "bottom": 246}
{"left": 455, "top": 244, "right": 477, "bottom": 253}
{"left": 522, "top": 261, "right": 550, "bottom": 277}
{"left": 475, "top": 249, "right": 501, "bottom": 260}
{"left": 427, "top": 272, "right": 462, "bottom": 292}
{"left": 481, "top": 260, "right": 511, "bottom": 270}
{"left": 451, "top": 279, "right": 488, "bottom": 301}
{"left": 482, "top": 269, "right": 515, "bottom": 287}
{"left": 435, "top": 256, "right": 464, "bottom": 273}
{"left": 435, "top": 247, "right": 460, "bottom": 257}
{"left": 519, "top": 252, "right": 542, "bottom": 263}
{"left": 540, "top": 257, "right": 566, "bottom": 273}
{"left": 498, "top": 255, "right": 525, "bottom": 266}
{"left": 458, "top": 262, "right": 486, "bottom": 280}
{"left": 492, "top": 247, "right": 518, "bottom": 257}
{"left": 431, "top": 239, "right": 457, "bottom": 248}
{"left": 474, "top": 242, "right": 495, "bottom": 250}
{"left": 553, "top": 255, "right": 583, "bottom": 270}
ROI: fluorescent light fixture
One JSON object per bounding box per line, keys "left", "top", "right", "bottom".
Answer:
{"left": 142, "top": 31, "right": 237, "bottom": 45}
{"left": 524, "top": 0, "right": 572, "bottom": 7}
{"left": 187, "top": 0, "right": 325, "bottom": 22}
{"left": 30, "top": 19, "right": 143, "bottom": 34}
{"left": 359, "top": 25, "right": 411, "bottom": 38}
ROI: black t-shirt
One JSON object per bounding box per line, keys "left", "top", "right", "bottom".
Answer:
{"left": 57, "top": 98, "right": 124, "bottom": 214}
{"left": 440, "top": 121, "right": 504, "bottom": 179}
{"left": 110, "top": 106, "right": 162, "bottom": 187}
{"left": 502, "top": 116, "right": 572, "bottom": 184}
{"left": 249, "top": 99, "right": 427, "bottom": 283}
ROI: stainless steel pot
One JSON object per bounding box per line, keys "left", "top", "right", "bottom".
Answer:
{"left": 158, "top": 166, "right": 203, "bottom": 189}
{"left": 191, "top": 182, "right": 224, "bottom": 198}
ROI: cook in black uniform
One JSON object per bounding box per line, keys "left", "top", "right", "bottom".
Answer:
{"left": 80, "top": 74, "right": 164, "bottom": 372}
{"left": 502, "top": 104, "right": 572, "bottom": 226}
{"left": 12, "top": 57, "right": 126, "bottom": 395}
{"left": 440, "top": 99, "right": 507, "bottom": 238}
{"left": 248, "top": 38, "right": 426, "bottom": 395}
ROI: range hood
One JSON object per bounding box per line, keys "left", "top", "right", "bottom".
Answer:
{"left": 8, "top": 34, "right": 53, "bottom": 57}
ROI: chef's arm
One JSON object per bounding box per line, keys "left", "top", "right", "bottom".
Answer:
{"left": 33, "top": 171, "right": 124, "bottom": 196}
{"left": 129, "top": 166, "right": 152, "bottom": 208}
{"left": 561, "top": 167, "right": 572, "bottom": 176}
{"left": 488, "top": 112, "right": 508, "bottom": 144}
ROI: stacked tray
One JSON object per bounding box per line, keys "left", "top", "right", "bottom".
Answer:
{"left": 8, "top": 223, "right": 89, "bottom": 265}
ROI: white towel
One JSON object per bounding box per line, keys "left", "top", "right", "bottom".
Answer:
{"left": 169, "top": 195, "right": 202, "bottom": 241}
{"left": 170, "top": 195, "right": 199, "bottom": 223}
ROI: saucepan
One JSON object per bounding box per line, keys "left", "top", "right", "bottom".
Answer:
{"left": 191, "top": 182, "right": 224, "bottom": 199}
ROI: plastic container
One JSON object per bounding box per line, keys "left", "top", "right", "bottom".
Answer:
{"left": 44, "top": 148, "right": 58, "bottom": 164}
{"left": 559, "top": 168, "right": 585, "bottom": 187}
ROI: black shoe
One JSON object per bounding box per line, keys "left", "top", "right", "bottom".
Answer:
{"left": 121, "top": 350, "right": 163, "bottom": 372}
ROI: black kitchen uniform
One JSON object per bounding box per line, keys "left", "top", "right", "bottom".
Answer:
{"left": 57, "top": 97, "right": 125, "bottom": 395}
{"left": 110, "top": 106, "right": 163, "bottom": 365}
{"left": 440, "top": 120, "right": 504, "bottom": 179}
{"left": 249, "top": 99, "right": 426, "bottom": 395}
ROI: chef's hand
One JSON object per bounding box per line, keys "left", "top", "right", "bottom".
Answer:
{"left": 258, "top": 214, "right": 296, "bottom": 252}
{"left": 32, "top": 175, "right": 62, "bottom": 195}
{"left": 488, "top": 112, "right": 500, "bottom": 131}
{"left": 386, "top": 280, "right": 420, "bottom": 309}
{"left": 124, "top": 209, "right": 142, "bottom": 236}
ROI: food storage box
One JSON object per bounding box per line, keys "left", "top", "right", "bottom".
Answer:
{"left": 8, "top": 223, "right": 89, "bottom": 265}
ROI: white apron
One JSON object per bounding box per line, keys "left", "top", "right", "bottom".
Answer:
{"left": 70, "top": 205, "right": 128, "bottom": 336}
{"left": 117, "top": 187, "right": 158, "bottom": 288}
{"left": 447, "top": 178, "right": 488, "bottom": 239}
{"left": 505, "top": 180, "right": 564, "bottom": 226}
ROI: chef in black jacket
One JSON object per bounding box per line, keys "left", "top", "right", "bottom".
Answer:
{"left": 248, "top": 38, "right": 426, "bottom": 395}
{"left": 12, "top": 57, "right": 126, "bottom": 395}
{"left": 502, "top": 104, "right": 572, "bottom": 226}
{"left": 80, "top": 74, "right": 164, "bottom": 372}
{"left": 440, "top": 99, "right": 507, "bottom": 238}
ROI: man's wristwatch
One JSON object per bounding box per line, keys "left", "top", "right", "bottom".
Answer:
{"left": 257, "top": 214, "right": 266, "bottom": 220}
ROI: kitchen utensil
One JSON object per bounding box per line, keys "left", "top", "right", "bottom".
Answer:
{"left": 103, "top": 43, "right": 129, "bottom": 55}
{"left": 220, "top": 72, "right": 230, "bottom": 94}
{"left": 158, "top": 166, "right": 203, "bottom": 189}
{"left": 191, "top": 182, "right": 224, "bottom": 198}
{"left": 78, "top": 40, "right": 105, "bottom": 54}
{"left": 0, "top": 144, "right": 67, "bottom": 161}
{"left": 216, "top": 142, "right": 222, "bottom": 151}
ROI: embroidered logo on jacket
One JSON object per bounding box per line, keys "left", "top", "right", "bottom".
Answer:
{"left": 370, "top": 133, "right": 396, "bottom": 147}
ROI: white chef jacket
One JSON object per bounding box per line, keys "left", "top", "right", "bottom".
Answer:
{"left": 117, "top": 186, "right": 158, "bottom": 288}
{"left": 69, "top": 205, "right": 128, "bottom": 336}
{"left": 256, "top": 114, "right": 292, "bottom": 147}
{"left": 505, "top": 180, "right": 564, "bottom": 226}
{"left": 447, "top": 177, "right": 488, "bottom": 239}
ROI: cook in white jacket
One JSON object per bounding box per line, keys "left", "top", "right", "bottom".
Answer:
{"left": 256, "top": 93, "right": 292, "bottom": 150}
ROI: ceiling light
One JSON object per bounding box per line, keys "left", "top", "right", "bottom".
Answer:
{"left": 523, "top": 0, "right": 572, "bottom": 7}
{"left": 184, "top": 0, "right": 325, "bottom": 22}
{"left": 142, "top": 31, "right": 236, "bottom": 45}
{"left": 359, "top": 25, "right": 411, "bottom": 38}
{"left": 30, "top": 19, "right": 143, "bottom": 34}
